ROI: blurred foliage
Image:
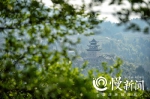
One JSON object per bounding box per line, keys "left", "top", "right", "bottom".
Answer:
{"left": 92, "top": 0, "right": 150, "bottom": 34}
{"left": 0, "top": 0, "right": 149, "bottom": 98}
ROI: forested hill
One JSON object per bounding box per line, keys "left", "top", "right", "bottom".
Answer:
{"left": 94, "top": 18, "right": 150, "bottom": 36}
{"left": 77, "top": 19, "right": 150, "bottom": 89}
{"left": 79, "top": 19, "right": 150, "bottom": 73}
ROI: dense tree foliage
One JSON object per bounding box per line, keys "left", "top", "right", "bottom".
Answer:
{"left": 0, "top": 0, "right": 149, "bottom": 98}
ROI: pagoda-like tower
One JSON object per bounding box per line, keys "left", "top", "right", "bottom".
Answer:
{"left": 87, "top": 39, "right": 100, "bottom": 58}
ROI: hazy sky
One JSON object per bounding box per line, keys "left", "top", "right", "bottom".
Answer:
{"left": 42, "top": 0, "right": 140, "bottom": 23}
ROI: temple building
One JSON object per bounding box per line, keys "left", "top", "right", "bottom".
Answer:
{"left": 74, "top": 38, "right": 115, "bottom": 66}
{"left": 84, "top": 39, "right": 101, "bottom": 64}
{"left": 87, "top": 39, "right": 100, "bottom": 57}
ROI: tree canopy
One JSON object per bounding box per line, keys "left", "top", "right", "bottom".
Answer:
{"left": 0, "top": 0, "right": 149, "bottom": 98}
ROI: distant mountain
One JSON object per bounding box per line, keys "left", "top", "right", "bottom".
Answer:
{"left": 93, "top": 18, "right": 149, "bottom": 36}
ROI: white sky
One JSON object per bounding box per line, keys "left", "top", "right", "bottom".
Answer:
{"left": 42, "top": 0, "right": 140, "bottom": 23}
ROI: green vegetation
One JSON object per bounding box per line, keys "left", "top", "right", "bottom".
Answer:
{"left": 77, "top": 21, "right": 150, "bottom": 89}
{"left": 0, "top": 0, "right": 149, "bottom": 98}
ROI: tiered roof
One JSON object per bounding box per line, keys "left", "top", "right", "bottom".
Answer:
{"left": 87, "top": 39, "right": 100, "bottom": 51}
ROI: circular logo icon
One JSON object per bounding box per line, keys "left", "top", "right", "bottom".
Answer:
{"left": 93, "top": 76, "right": 107, "bottom": 91}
